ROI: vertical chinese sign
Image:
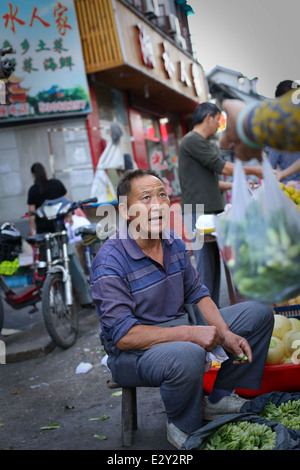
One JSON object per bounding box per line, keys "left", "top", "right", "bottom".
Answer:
{"left": 0, "top": 0, "right": 91, "bottom": 122}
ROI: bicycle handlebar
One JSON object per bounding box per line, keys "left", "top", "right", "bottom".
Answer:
{"left": 22, "top": 197, "right": 98, "bottom": 218}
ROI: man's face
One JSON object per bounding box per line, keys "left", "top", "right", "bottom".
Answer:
{"left": 122, "top": 175, "right": 170, "bottom": 239}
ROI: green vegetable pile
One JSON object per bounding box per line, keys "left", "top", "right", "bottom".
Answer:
{"left": 259, "top": 400, "right": 300, "bottom": 430}
{"left": 219, "top": 201, "right": 300, "bottom": 303}
{"left": 202, "top": 420, "right": 276, "bottom": 450}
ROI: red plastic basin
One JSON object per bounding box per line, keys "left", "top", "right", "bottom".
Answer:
{"left": 203, "top": 363, "right": 300, "bottom": 398}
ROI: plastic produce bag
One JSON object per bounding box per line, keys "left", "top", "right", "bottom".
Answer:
{"left": 181, "top": 412, "right": 299, "bottom": 450}
{"left": 215, "top": 156, "right": 300, "bottom": 303}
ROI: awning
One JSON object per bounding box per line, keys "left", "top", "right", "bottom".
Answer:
{"left": 175, "top": 0, "right": 195, "bottom": 15}
{"left": 208, "top": 81, "right": 266, "bottom": 104}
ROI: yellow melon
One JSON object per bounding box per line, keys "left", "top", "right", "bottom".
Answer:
{"left": 266, "top": 337, "right": 285, "bottom": 365}
{"left": 272, "top": 315, "right": 292, "bottom": 340}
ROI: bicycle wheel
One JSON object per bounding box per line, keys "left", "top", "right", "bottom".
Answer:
{"left": 42, "top": 272, "right": 78, "bottom": 349}
{"left": 0, "top": 296, "right": 4, "bottom": 334}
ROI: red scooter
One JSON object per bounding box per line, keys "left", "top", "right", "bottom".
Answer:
{"left": 0, "top": 196, "right": 97, "bottom": 348}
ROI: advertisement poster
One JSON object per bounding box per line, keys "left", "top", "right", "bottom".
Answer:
{"left": 0, "top": 0, "right": 91, "bottom": 123}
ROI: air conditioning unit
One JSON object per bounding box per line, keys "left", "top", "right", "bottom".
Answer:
{"left": 167, "top": 13, "right": 181, "bottom": 35}
{"left": 143, "top": 0, "right": 160, "bottom": 19}
{"left": 175, "top": 34, "right": 187, "bottom": 50}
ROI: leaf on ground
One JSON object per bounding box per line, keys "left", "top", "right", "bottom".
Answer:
{"left": 89, "top": 415, "right": 110, "bottom": 421}
{"left": 40, "top": 423, "right": 60, "bottom": 430}
{"left": 93, "top": 434, "right": 107, "bottom": 440}
{"left": 112, "top": 391, "right": 122, "bottom": 396}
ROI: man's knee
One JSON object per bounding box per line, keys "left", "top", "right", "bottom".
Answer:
{"left": 249, "top": 301, "right": 274, "bottom": 329}
{"left": 168, "top": 342, "right": 207, "bottom": 381}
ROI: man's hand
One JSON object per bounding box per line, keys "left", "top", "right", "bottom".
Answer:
{"left": 222, "top": 330, "right": 252, "bottom": 364}
{"left": 190, "top": 325, "right": 223, "bottom": 352}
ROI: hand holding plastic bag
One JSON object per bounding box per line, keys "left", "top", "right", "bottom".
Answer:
{"left": 215, "top": 155, "right": 300, "bottom": 303}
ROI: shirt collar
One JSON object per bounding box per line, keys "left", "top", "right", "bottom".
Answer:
{"left": 119, "top": 224, "right": 175, "bottom": 260}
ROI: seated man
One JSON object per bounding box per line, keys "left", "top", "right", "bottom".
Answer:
{"left": 90, "top": 169, "right": 274, "bottom": 449}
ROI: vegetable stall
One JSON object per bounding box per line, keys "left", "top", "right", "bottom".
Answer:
{"left": 193, "top": 160, "right": 300, "bottom": 449}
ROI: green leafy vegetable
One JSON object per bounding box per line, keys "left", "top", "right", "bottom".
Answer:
{"left": 203, "top": 420, "right": 276, "bottom": 450}
{"left": 260, "top": 400, "right": 300, "bottom": 430}
{"left": 235, "top": 355, "right": 248, "bottom": 361}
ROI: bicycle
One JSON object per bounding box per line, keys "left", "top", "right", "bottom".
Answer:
{"left": 0, "top": 196, "right": 97, "bottom": 349}
{"left": 75, "top": 223, "right": 116, "bottom": 275}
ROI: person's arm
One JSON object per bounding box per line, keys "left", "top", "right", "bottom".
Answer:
{"left": 117, "top": 295, "right": 252, "bottom": 363}
{"left": 221, "top": 161, "right": 263, "bottom": 179}
{"left": 277, "top": 158, "right": 300, "bottom": 181}
{"left": 219, "top": 180, "right": 232, "bottom": 191}
{"left": 116, "top": 320, "right": 221, "bottom": 352}
{"left": 28, "top": 204, "right": 36, "bottom": 235}
{"left": 220, "top": 91, "right": 300, "bottom": 162}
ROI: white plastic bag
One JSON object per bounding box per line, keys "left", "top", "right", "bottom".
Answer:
{"left": 90, "top": 168, "right": 117, "bottom": 202}
{"left": 96, "top": 141, "right": 124, "bottom": 170}
{"left": 215, "top": 156, "right": 300, "bottom": 303}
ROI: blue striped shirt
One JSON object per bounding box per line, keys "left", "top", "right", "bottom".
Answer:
{"left": 90, "top": 225, "right": 210, "bottom": 345}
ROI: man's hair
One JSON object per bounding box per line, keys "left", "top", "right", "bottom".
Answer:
{"left": 275, "top": 80, "right": 300, "bottom": 97}
{"left": 192, "top": 102, "right": 221, "bottom": 127}
{"left": 117, "top": 169, "right": 165, "bottom": 201}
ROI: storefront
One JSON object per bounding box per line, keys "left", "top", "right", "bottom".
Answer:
{"left": 0, "top": 0, "right": 208, "bottom": 224}
{"left": 0, "top": 0, "right": 93, "bottom": 223}
{"left": 75, "top": 0, "right": 208, "bottom": 201}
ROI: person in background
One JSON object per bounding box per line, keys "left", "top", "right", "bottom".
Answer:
{"left": 268, "top": 80, "right": 300, "bottom": 184}
{"left": 178, "top": 102, "right": 263, "bottom": 307}
{"left": 276, "top": 157, "right": 300, "bottom": 182}
{"left": 220, "top": 89, "right": 300, "bottom": 162}
{"left": 27, "top": 162, "right": 67, "bottom": 236}
{"left": 27, "top": 162, "right": 93, "bottom": 307}
{"left": 65, "top": 212, "right": 91, "bottom": 274}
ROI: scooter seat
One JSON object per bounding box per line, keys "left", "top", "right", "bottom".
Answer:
{"left": 26, "top": 234, "right": 46, "bottom": 245}
{"left": 75, "top": 223, "right": 98, "bottom": 236}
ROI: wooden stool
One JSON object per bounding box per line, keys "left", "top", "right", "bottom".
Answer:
{"left": 107, "top": 379, "right": 137, "bottom": 447}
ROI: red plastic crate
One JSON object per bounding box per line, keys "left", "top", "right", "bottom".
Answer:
{"left": 203, "top": 363, "right": 300, "bottom": 398}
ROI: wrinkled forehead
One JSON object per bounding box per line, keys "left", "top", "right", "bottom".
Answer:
{"left": 129, "top": 175, "right": 166, "bottom": 198}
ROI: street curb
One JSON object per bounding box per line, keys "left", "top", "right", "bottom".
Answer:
{"left": 1, "top": 320, "right": 55, "bottom": 363}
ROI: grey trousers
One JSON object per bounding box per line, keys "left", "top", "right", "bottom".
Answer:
{"left": 107, "top": 301, "right": 274, "bottom": 434}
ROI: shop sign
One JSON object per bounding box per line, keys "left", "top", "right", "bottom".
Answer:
{"left": 150, "top": 150, "right": 168, "bottom": 170}
{"left": 0, "top": 0, "right": 91, "bottom": 123}
{"left": 136, "top": 23, "right": 202, "bottom": 98}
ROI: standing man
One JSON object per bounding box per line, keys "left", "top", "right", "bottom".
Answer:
{"left": 179, "top": 102, "right": 262, "bottom": 307}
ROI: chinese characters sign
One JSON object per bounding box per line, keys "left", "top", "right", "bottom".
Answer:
{"left": 137, "top": 23, "right": 203, "bottom": 98}
{"left": 0, "top": 0, "right": 91, "bottom": 122}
